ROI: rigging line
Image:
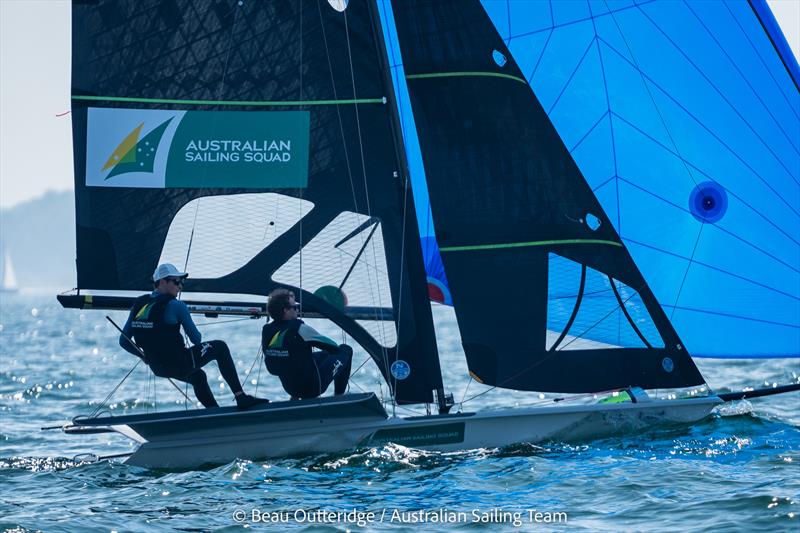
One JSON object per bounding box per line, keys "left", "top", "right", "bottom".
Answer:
{"left": 144, "top": 363, "right": 151, "bottom": 415}
{"left": 316, "top": 1, "right": 381, "bottom": 336}
{"left": 609, "top": 275, "right": 652, "bottom": 348}
{"left": 343, "top": 6, "right": 393, "bottom": 403}
{"left": 255, "top": 347, "right": 263, "bottom": 397}
{"left": 641, "top": 6, "right": 800, "bottom": 181}
{"left": 602, "top": 0, "right": 700, "bottom": 191}
{"left": 559, "top": 286, "right": 640, "bottom": 350}
{"left": 551, "top": 286, "right": 613, "bottom": 301}
{"left": 394, "top": 168, "right": 411, "bottom": 402}
{"left": 317, "top": 1, "right": 361, "bottom": 216}
{"left": 90, "top": 359, "right": 142, "bottom": 418}
{"left": 459, "top": 376, "right": 474, "bottom": 410}
{"left": 350, "top": 356, "right": 372, "bottom": 379}
{"left": 245, "top": 346, "right": 263, "bottom": 386}
{"left": 318, "top": 3, "right": 390, "bottom": 402}
{"left": 182, "top": 0, "right": 242, "bottom": 278}
{"left": 195, "top": 317, "right": 253, "bottom": 327}
{"left": 599, "top": 36, "right": 800, "bottom": 218}
{"left": 461, "top": 384, "right": 497, "bottom": 405}
{"left": 244, "top": 346, "right": 263, "bottom": 396}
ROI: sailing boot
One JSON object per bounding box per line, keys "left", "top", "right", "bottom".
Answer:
{"left": 235, "top": 392, "right": 270, "bottom": 410}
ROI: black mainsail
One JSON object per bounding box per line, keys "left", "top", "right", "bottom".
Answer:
{"left": 66, "top": 0, "right": 444, "bottom": 405}
{"left": 390, "top": 0, "right": 706, "bottom": 392}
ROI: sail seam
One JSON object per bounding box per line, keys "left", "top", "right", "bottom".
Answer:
{"left": 440, "top": 239, "right": 622, "bottom": 252}
{"left": 406, "top": 72, "right": 527, "bottom": 84}
{"left": 71, "top": 95, "right": 386, "bottom": 106}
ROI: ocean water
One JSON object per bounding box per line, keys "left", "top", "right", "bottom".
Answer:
{"left": 0, "top": 292, "right": 798, "bottom": 532}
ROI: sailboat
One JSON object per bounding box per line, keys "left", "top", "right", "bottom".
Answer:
{"left": 1, "top": 248, "right": 19, "bottom": 294}
{"left": 53, "top": 0, "right": 799, "bottom": 468}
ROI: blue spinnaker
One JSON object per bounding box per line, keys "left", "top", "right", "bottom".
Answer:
{"left": 378, "top": 0, "right": 799, "bottom": 358}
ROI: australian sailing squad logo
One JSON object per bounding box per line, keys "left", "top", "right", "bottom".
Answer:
{"left": 85, "top": 107, "right": 310, "bottom": 189}
{"left": 102, "top": 118, "right": 174, "bottom": 181}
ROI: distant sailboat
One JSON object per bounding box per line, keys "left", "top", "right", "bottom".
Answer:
{"left": 1, "top": 249, "right": 18, "bottom": 294}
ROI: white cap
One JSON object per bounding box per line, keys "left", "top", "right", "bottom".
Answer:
{"left": 153, "top": 263, "right": 188, "bottom": 282}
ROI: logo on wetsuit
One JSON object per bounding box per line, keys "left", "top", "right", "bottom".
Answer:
{"left": 264, "top": 329, "right": 290, "bottom": 358}
{"left": 131, "top": 302, "right": 156, "bottom": 329}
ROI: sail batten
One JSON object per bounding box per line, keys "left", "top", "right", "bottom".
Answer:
{"left": 72, "top": 95, "right": 387, "bottom": 106}
{"left": 440, "top": 239, "right": 623, "bottom": 252}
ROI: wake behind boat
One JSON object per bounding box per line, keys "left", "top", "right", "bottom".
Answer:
{"left": 52, "top": 0, "right": 799, "bottom": 468}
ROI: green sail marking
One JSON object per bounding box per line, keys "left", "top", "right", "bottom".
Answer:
{"left": 440, "top": 239, "right": 623, "bottom": 252}
{"left": 406, "top": 71, "right": 527, "bottom": 84}
{"left": 72, "top": 95, "right": 386, "bottom": 106}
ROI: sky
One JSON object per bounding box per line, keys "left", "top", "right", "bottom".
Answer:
{"left": 0, "top": 0, "right": 799, "bottom": 209}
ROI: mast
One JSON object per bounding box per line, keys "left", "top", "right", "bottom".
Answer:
{"left": 365, "top": 0, "right": 447, "bottom": 412}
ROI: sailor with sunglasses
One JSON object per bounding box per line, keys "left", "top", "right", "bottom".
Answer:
{"left": 262, "top": 288, "right": 353, "bottom": 400}
{"left": 119, "top": 263, "right": 269, "bottom": 409}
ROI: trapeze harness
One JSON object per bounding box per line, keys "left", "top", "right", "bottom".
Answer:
{"left": 129, "top": 293, "right": 193, "bottom": 377}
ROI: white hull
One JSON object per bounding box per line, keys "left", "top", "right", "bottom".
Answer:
{"left": 71, "top": 393, "right": 721, "bottom": 469}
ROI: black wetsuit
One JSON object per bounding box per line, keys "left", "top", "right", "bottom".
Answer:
{"left": 262, "top": 318, "right": 352, "bottom": 399}
{"left": 122, "top": 293, "right": 246, "bottom": 408}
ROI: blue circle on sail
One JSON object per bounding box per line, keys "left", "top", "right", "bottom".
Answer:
{"left": 492, "top": 50, "right": 507, "bottom": 67}
{"left": 662, "top": 357, "right": 674, "bottom": 373}
{"left": 390, "top": 360, "right": 411, "bottom": 380}
{"left": 689, "top": 182, "right": 728, "bottom": 223}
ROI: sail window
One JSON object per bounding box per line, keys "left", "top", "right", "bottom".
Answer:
{"left": 273, "top": 211, "right": 396, "bottom": 348}
{"left": 327, "top": 0, "right": 348, "bottom": 12}
{"left": 492, "top": 50, "right": 507, "bottom": 67}
{"left": 585, "top": 213, "right": 601, "bottom": 231}
{"left": 157, "top": 193, "right": 313, "bottom": 279}
{"left": 546, "top": 253, "right": 664, "bottom": 350}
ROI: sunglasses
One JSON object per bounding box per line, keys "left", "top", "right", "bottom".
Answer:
{"left": 166, "top": 277, "right": 184, "bottom": 286}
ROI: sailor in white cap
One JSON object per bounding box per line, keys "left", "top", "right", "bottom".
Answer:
{"left": 119, "top": 263, "right": 269, "bottom": 409}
